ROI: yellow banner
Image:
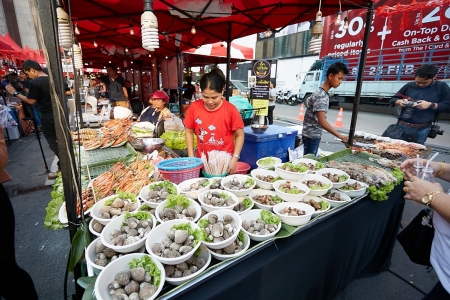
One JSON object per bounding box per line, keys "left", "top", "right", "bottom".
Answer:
{"left": 252, "top": 99, "right": 269, "bottom": 116}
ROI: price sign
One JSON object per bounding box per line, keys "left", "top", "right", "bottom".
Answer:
{"left": 169, "top": 103, "right": 180, "bottom": 114}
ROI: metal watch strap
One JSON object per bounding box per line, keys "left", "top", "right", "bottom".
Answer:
{"left": 233, "top": 154, "right": 240, "bottom": 159}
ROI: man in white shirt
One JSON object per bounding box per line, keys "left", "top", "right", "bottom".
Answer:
{"left": 268, "top": 81, "right": 276, "bottom": 124}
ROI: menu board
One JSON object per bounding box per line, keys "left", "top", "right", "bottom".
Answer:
{"left": 250, "top": 60, "right": 271, "bottom": 116}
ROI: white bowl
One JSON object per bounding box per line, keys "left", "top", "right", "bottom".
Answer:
{"left": 155, "top": 198, "right": 202, "bottom": 223}
{"left": 256, "top": 156, "right": 282, "bottom": 169}
{"left": 101, "top": 212, "right": 156, "bottom": 253}
{"left": 145, "top": 219, "right": 202, "bottom": 265}
{"left": 198, "top": 209, "right": 242, "bottom": 249}
{"left": 319, "top": 189, "right": 352, "bottom": 207}
{"left": 291, "top": 158, "right": 324, "bottom": 173}
{"left": 164, "top": 244, "right": 211, "bottom": 286}
{"left": 178, "top": 178, "right": 211, "bottom": 200}
{"left": 250, "top": 169, "right": 279, "bottom": 190}
{"left": 139, "top": 181, "right": 180, "bottom": 208}
{"left": 300, "top": 174, "right": 333, "bottom": 196}
{"left": 233, "top": 197, "right": 254, "bottom": 215}
{"left": 315, "top": 168, "right": 350, "bottom": 189}
{"left": 338, "top": 179, "right": 369, "bottom": 198}
{"left": 91, "top": 194, "right": 141, "bottom": 226}
{"left": 248, "top": 189, "right": 283, "bottom": 211}
{"left": 274, "top": 162, "right": 308, "bottom": 181}
{"left": 205, "top": 231, "right": 250, "bottom": 261}
{"left": 197, "top": 189, "right": 239, "bottom": 213}
{"left": 221, "top": 174, "right": 256, "bottom": 197}
{"left": 89, "top": 218, "right": 104, "bottom": 237}
{"left": 273, "top": 202, "right": 315, "bottom": 226}
{"left": 272, "top": 180, "right": 311, "bottom": 202}
{"left": 208, "top": 177, "right": 224, "bottom": 189}
{"left": 85, "top": 237, "right": 145, "bottom": 274}
{"left": 94, "top": 253, "right": 165, "bottom": 300}
{"left": 301, "top": 195, "right": 331, "bottom": 217}
{"left": 240, "top": 209, "right": 281, "bottom": 242}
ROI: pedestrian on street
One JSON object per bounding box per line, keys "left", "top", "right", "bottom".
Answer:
{"left": 301, "top": 62, "right": 349, "bottom": 156}
{"left": 268, "top": 81, "right": 276, "bottom": 125}
{"left": 5, "top": 60, "right": 60, "bottom": 179}
{"left": 390, "top": 64, "right": 450, "bottom": 145}
{"left": 0, "top": 125, "right": 38, "bottom": 299}
{"left": 401, "top": 158, "right": 450, "bottom": 299}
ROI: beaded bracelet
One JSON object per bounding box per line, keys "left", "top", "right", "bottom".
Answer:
{"left": 437, "top": 162, "right": 445, "bottom": 177}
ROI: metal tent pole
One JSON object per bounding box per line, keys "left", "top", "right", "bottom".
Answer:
{"left": 225, "top": 22, "right": 232, "bottom": 101}
{"left": 348, "top": 1, "right": 374, "bottom": 147}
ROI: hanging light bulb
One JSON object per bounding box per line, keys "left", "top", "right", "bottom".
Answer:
{"left": 93, "top": 38, "right": 98, "bottom": 47}
{"left": 125, "top": 47, "right": 129, "bottom": 52}
{"left": 265, "top": 28, "right": 272, "bottom": 38}
{"left": 191, "top": 24, "right": 196, "bottom": 34}
{"left": 343, "top": 17, "right": 349, "bottom": 30}
{"left": 165, "top": 55, "right": 168, "bottom": 59}
{"left": 141, "top": 2, "right": 159, "bottom": 52}
{"left": 129, "top": 22, "right": 134, "bottom": 35}
{"left": 131, "top": 61, "right": 133, "bottom": 64}
{"left": 335, "top": 11, "right": 342, "bottom": 26}
{"left": 56, "top": 3, "right": 73, "bottom": 50}
{"left": 74, "top": 23, "right": 80, "bottom": 35}
{"left": 72, "top": 43, "right": 83, "bottom": 70}
{"left": 149, "top": 53, "right": 151, "bottom": 57}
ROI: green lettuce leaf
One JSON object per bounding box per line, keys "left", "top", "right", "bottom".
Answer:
{"left": 165, "top": 194, "right": 191, "bottom": 209}
{"left": 129, "top": 256, "right": 161, "bottom": 287}
{"left": 260, "top": 210, "right": 281, "bottom": 225}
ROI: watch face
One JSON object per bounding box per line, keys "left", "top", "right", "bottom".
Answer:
{"left": 422, "top": 194, "right": 430, "bottom": 204}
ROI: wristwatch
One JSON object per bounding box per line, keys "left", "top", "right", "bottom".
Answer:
{"left": 422, "top": 190, "right": 441, "bottom": 206}
{"left": 13, "top": 92, "right": 19, "bottom": 96}
{"left": 233, "top": 154, "right": 240, "bottom": 159}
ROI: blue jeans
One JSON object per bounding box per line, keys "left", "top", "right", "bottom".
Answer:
{"left": 397, "top": 123, "right": 431, "bottom": 145}
{"left": 302, "top": 136, "right": 321, "bottom": 156}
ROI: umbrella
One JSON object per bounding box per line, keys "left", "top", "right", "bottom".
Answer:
{"left": 183, "top": 42, "right": 253, "bottom": 59}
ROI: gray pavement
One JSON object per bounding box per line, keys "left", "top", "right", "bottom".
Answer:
{"left": 3, "top": 111, "right": 450, "bottom": 299}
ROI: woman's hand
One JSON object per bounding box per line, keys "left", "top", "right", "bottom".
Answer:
{"left": 403, "top": 174, "right": 444, "bottom": 204}
{"left": 227, "top": 157, "right": 238, "bottom": 174}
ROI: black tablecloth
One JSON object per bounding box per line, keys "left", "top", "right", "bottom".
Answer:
{"left": 162, "top": 185, "right": 405, "bottom": 300}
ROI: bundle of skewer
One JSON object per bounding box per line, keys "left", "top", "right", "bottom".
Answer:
{"left": 201, "top": 150, "right": 231, "bottom": 175}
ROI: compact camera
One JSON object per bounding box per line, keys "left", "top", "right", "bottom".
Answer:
{"left": 1, "top": 73, "right": 25, "bottom": 94}
{"left": 428, "top": 124, "right": 444, "bottom": 139}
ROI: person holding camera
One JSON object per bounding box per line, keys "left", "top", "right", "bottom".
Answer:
{"left": 390, "top": 64, "right": 450, "bottom": 144}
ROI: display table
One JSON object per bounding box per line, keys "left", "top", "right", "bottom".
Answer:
{"left": 157, "top": 184, "right": 404, "bottom": 300}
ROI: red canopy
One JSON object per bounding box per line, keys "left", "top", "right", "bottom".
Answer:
{"left": 69, "top": 0, "right": 370, "bottom": 69}
{"left": 184, "top": 42, "right": 254, "bottom": 59}
{"left": 23, "top": 45, "right": 46, "bottom": 64}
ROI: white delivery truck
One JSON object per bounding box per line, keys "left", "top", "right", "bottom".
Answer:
{"left": 299, "top": 44, "right": 450, "bottom": 106}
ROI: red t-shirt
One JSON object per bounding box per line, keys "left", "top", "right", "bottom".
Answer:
{"left": 184, "top": 100, "right": 244, "bottom": 157}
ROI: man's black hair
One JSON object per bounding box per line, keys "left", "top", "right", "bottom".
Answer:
{"left": 415, "top": 64, "right": 438, "bottom": 80}
{"left": 22, "top": 60, "right": 43, "bottom": 72}
{"left": 326, "top": 62, "right": 349, "bottom": 76}
{"left": 186, "top": 76, "right": 192, "bottom": 82}
{"left": 105, "top": 63, "right": 116, "bottom": 71}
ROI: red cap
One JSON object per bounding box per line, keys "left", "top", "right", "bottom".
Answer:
{"left": 150, "top": 90, "right": 169, "bottom": 102}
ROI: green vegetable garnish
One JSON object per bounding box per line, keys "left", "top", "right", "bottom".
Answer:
{"left": 258, "top": 157, "right": 276, "bottom": 166}
{"left": 271, "top": 176, "right": 283, "bottom": 182}
{"left": 159, "top": 130, "right": 197, "bottom": 150}
{"left": 237, "top": 230, "right": 245, "bottom": 243}
{"left": 202, "top": 180, "right": 210, "bottom": 187}
{"left": 139, "top": 204, "right": 151, "bottom": 212}
{"left": 280, "top": 162, "right": 308, "bottom": 173}
{"left": 305, "top": 183, "right": 332, "bottom": 190}
{"left": 150, "top": 180, "right": 177, "bottom": 195}
{"left": 338, "top": 175, "right": 349, "bottom": 182}
{"left": 219, "top": 192, "right": 232, "bottom": 199}
{"left": 368, "top": 181, "right": 394, "bottom": 201}
{"left": 272, "top": 195, "right": 283, "bottom": 204}
{"left": 391, "top": 168, "right": 404, "bottom": 183}
{"left": 244, "top": 178, "right": 254, "bottom": 187}
{"left": 171, "top": 222, "right": 205, "bottom": 245}
{"left": 165, "top": 194, "right": 191, "bottom": 209}
{"left": 315, "top": 161, "right": 324, "bottom": 170}
{"left": 122, "top": 211, "right": 152, "bottom": 225}
{"left": 105, "top": 190, "right": 137, "bottom": 206}
{"left": 281, "top": 187, "right": 304, "bottom": 194}
{"left": 320, "top": 201, "right": 330, "bottom": 210}
{"left": 243, "top": 198, "right": 253, "bottom": 209}
{"left": 260, "top": 210, "right": 281, "bottom": 225}
{"left": 197, "top": 219, "right": 212, "bottom": 242}
{"left": 44, "top": 175, "right": 66, "bottom": 230}
{"left": 129, "top": 256, "right": 161, "bottom": 287}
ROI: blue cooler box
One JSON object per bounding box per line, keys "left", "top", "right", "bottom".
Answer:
{"left": 240, "top": 125, "right": 298, "bottom": 170}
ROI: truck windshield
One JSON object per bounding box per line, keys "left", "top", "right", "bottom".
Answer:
{"left": 303, "top": 73, "right": 314, "bottom": 83}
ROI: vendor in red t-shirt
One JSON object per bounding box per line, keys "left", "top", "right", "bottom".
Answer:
{"left": 184, "top": 70, "right": 244, "bottom": 174}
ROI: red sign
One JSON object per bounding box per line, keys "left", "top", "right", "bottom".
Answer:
{"left": 320, "top": 1, "right": 450, "bottom": 80}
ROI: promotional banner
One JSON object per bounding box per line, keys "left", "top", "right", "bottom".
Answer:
{"left": 251, "top": 60, "right": 271, "bottom": 116}
{"left": 320, "top": 1, "right": 450, "bottom": 81}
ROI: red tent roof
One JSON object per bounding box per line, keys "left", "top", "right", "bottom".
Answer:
{"left": 23, "top": 45, "right": 46, "bottom": 64}
{"left": 2, "top": 33, "right": 23, "bottom": 51}
{"left": 69, "top": 0, "right": 370, "bottom": 69}
{"left": 0, "top": 35, "right": 14, "bottom": 51}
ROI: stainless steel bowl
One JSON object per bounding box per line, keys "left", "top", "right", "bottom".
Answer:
{"left": 250, "top": 125, "right": 268, "bottom": 134}
{"left": 131, "top": 138, "right": 166, "bottom": 153}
